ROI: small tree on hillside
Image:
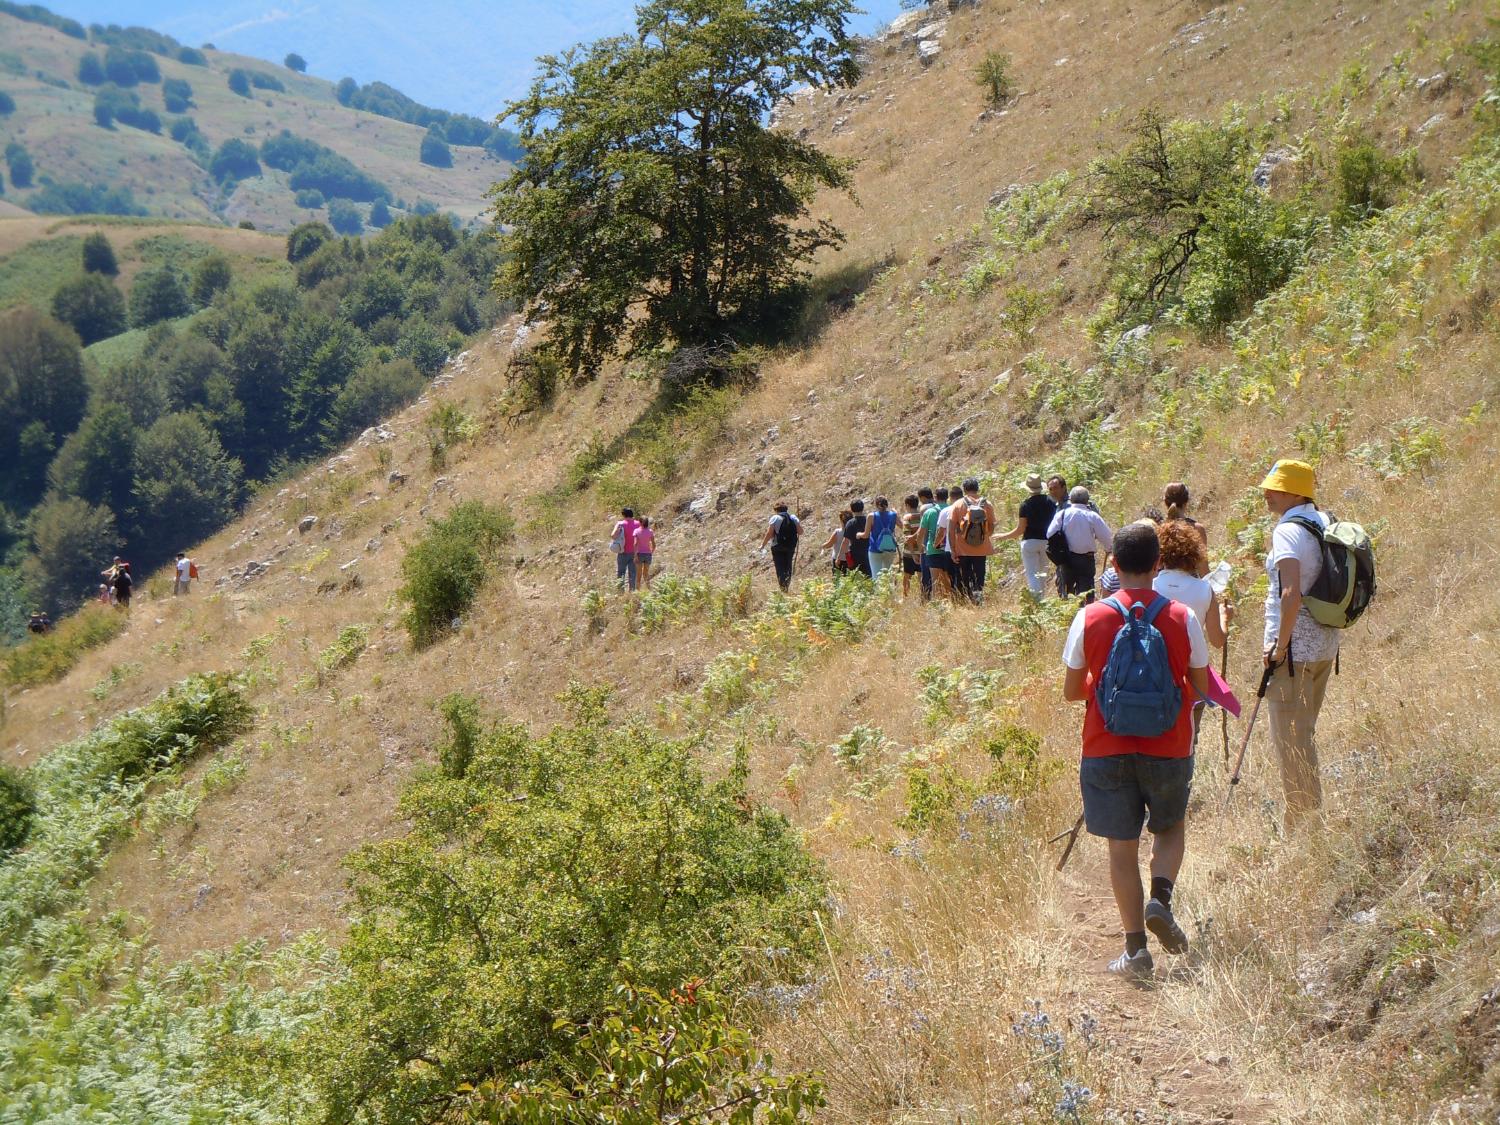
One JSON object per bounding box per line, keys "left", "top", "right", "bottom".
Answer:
{"left": 975, "top": 50, "right": 1014, "bottom": 105}
{"left": 368, "top": 197, "right": 392, "bottom": 228}
{"left": 491, "top": 0, "right": 861, "bottom": 380}
{"left": 228, "top": 69, "right": 251, "bottom": 97}
{"left": 419, "top": 127, "right": 452, "bottom": 168}
{"left": 77, "top": 53, "right": 106, "bottom": 85}
{"left": 51, "top": 273, "right": 127, "bottom": 345}
{"left": 189, "top": 253, "right": 233, "bottom": 306}
{"left": 128, "top": 265, "right": 192, "bottom": 328}
{"left": 285, "top": 52, "right": 307, "bottom": 72}
{"left": 210, "top": 138, "right": 261, "bottom": 184}
{"left": 286, "top": 221, "right": 333, "bottom": 262}
{"left": 82, "top": 232, "right": 118, "bottom": 275}
{"left": 0, "top": 91, "right": 14, "bottom": 116}
{"left": 5, "top": 142, "right": 33, "bottom": 188}
{"left": 327, "top": 197, "right": 363, "bottom": 235}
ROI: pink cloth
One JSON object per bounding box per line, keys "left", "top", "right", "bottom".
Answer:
{"left": 1203, "top": 667, "right": 1242, "bottom": 718}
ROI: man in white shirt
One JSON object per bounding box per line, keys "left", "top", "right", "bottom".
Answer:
{"left": 1259, "top": 459, "right": 1339, "bottom": 830}
{"left": 174, "top": 552, "right": 192, "bottom": 596}
{"left": 1047, "top": 486, "right": 1113, "bottom": 600}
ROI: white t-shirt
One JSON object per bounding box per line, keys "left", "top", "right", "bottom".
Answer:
{"left": 1264, "top": 505, "right": 1340, "bottom": 663}
{"left": 767, "top": 513, "right": 799, "bottom": 545}
{"left": 1063, "top": 595, "right": 1209, "bottom": 670}
{"left": 1153, "top": 569, "right": 1212, "bottom": 625}
{"left": 176, "top": 557, "right": 190, "bottom": 579}
{"left": 936, "top": 507, "right": 953, "bottom": 552}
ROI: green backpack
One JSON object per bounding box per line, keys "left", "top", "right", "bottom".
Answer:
{"left": 1283, "top": 514, "right": 1376, "bottom": 628}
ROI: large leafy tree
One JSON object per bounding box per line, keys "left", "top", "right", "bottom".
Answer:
{"left": 491, "top": 0, "right": 859, "bottom": 378}
{"left": 48, "top": 403, "right": 139, "bottom": 519}
{"left": 0, "top": 308, "right": 87, "bottom": 507}
{"left": 22, "top": 496, "right": 118, "bottom": 613}
{"left": 130, "top": 413, "right": 243, "bottom": 550}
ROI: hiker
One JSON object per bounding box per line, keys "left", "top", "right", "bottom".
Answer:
{"left": 937, "top": 484, "right": 963, "bottom": 599}
{"left": 997, "top": 473, "right": 1056, "bottom": 597}
{"left": 1163, "top": 482, "right": 1209, "bottom": 568}
{"left": 898, "top": 494, "right": 923, "bottom": 599}
{"left": 1100, "top": 508, "right": 1164, "bottom": 598}
{"left": 98, "top": 583, "right": 112, "bottom": 606}
{"left": 866, "top": 496, "right": 901, "bottom": 584}
{"left": 821, "top": 509, "right": 853, "bottom": 577}
{"left": 174, "top": 552, "right": 192, "bottom": 596}
{"left": 635, "top": 518, "right": 656, "bottom": 590}
{"left": 916, "top": 487, "right": 942, "bottom": 601}
{"left": 1047, "top": 487, "right": 1113, "bottom": 601}
{"left": 760, "top": 502, "right": 800, "bottom": 592}
{"left": 843, "top": 500, "right": 872, "bottom": 579}
{"left": 103, "top": 557, "right": 132, "bottom": 610}
{"left": 27, "top": 610, "right": 51, "bottom": 635}
{"left": 947, "top": 477, "right": 996, "bottom": 604}
{"left": 1153, "top": 520, "right": 1229, "bottom": 650}
{"left": 1260, "top": 459, "right": 1341, "bottom": 829}
{"left": 1062, "top": 522, "right": 1210, "bottom": 978}
{"left": 610, "top": 508, "right": 641, "bottom": 591}
{"left": 1046, "top": 475, "right": 1071, "bottom": 595}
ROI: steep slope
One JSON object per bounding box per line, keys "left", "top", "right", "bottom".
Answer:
{"left": 0, "top": 11, "right": 507, "bottom": 229}
{"left": 4, "top": 0, "right": 1500, "bottom": 1120}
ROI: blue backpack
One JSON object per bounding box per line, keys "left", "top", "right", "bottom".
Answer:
{"left": 1095, "top": 595, "right": 1182, "bottom": 738}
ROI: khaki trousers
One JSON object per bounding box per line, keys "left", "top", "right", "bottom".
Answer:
{"left": 1265, "top": 659, "right": 1333, "bottom": 828}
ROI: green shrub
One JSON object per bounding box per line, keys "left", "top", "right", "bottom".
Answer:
{"left": 1, "top": 604, "right": 128, "bottom": 688}
{"left": 302, "top": 686, "right": 825, "bottom": 1121}
{"left": 436, "top": 691, "right": 481, "bottom": 779}
{"left": 1179, "top": 186, "right": 1322, "bottom": 327}
{"left": 1334, "top": 132, "right": 1417, "bottom": 222}
{"left": 975, "top": 50, "right": 1014, "bottom": 105}
{"left": 397, "top": 500, "right": 513, "bottom": 646}
{"left": 0, "top": 763, "right": 35, "bottom": 852}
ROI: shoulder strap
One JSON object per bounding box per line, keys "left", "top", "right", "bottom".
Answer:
{"left": 1101, "top": 595, "right": 1127, "bottom": 620}
{"left": 1282, "top": 513, "right": 1326, "bottom": 541}
{"left": 1140, "top": 594, "right": 1170, "bottom": 627}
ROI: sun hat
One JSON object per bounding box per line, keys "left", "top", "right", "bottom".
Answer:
{"left": 1259, "top": 458, "right": 1315, "bottom": 500}
{"left": 1024, "top": 473, "right": 1043, "bottom": 493}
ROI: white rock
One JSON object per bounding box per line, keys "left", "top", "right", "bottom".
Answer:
{"left": 298, "top": 515, "right": 318, "bottom": 534}
{"left": 918, "top": 39, "right": 942, "bottom": 64}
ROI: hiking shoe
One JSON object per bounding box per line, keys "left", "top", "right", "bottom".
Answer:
{"left": 1107, "top": 948, "right": 1154, "bottom": 979}
{"left": 1145, "top": 898, "right": 1189, "bottom": 954}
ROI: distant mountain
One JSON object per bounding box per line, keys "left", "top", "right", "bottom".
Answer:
{"left": 0, "top": 5, "right": 518, "bottom": 230}
{"left": 43, "top": 0, "right": 907, "bottom": 120}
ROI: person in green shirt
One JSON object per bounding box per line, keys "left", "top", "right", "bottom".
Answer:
{"left": 918, "top": 486, "right": 946, "bottom": 601}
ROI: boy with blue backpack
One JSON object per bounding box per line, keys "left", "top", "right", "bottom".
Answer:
{"left": 1062, "top": 522, "right": 1210, "bottom": 978}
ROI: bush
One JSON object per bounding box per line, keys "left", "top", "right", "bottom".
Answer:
{"left": 393, "top": 316, "right": 448, "bottom": 374}
{"left": 284, "top": 52, "right": 307, "bottom": 72}
{"left": 128, "top": 265, "right": 191, "bottom": 327}
{"left": 77, "top": 53, "right": 105, "bottom": 85}
{"left": 975, "top": 50, "right": 1014, "bottom": 104}
{"left": 327, "top": 197, "right": 363, "bottom": 235}
{"left": 5, "top": 141, "right": 33, "bottom": 188}
{"left": 27, "top": 181, "right": 144, "bottom": 216}
{"left": 303, "top": 686, "right": 825, "bottom": 1121}
{"left": 162, "top": 76, "right": 192, "bottom": 113}
{"left": 82, "top": 232, "right": 118, "bottom": 275}
{"left": 1, "top": 603, "right": 128, "bottom": 687}
{"left": 293, "top": 187, "right": 324, "bottom": 208}
{"left": 227, "top": 69, "right": 250, "bottom": 97}
{"left": 103, "top": 46, "right": 158, "bottom": 86}
{"left": 418, "top": 127, "right": 452, "bottom": 168}
{"left": 0, "top": 764, "right": 34, "bottom": 853}
{"left": 189, "top": 252, "right": 232, "bottom": 306}
{"left": 288, "top": 153, "right": 388, "bottom": 202}
{"left": 397, "top": 500, "right": 512, "bottom": 646}
{"left": 0, "top": 91, "right": 14, "bottom": 116}
{"left": 286, "top": 220, "right": 333, "bottom": 262}
{"left": 209, "top": 137, "right": 260, "bottom": 183}
{"left": 368, "top": 197, "right": 391, "bottom": 227}
{"left": 249, "top": 71, "right": 285, "bottom": 92}
{"left": 176, "top": 46, "right": 207, "bottom": 66}
{"left": 326, "top": 356, "right": 425, "bottom": 436}
{"left": 51, "top": 272, "right": 127, "bottom": 344}
{"left": 1334, "top": 132, "right": 1417, "bottom": 222}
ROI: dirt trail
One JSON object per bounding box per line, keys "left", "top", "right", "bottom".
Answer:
{"left": 1051, "top": 847, "right": 1279, "bottom": 1123}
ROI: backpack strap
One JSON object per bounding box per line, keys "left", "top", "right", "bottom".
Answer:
{"left": 1101, "top": 595, "right": 1128, "bottom": 620}
{"left": 1139, "top": 593, "right": 1170, "bottom": 627}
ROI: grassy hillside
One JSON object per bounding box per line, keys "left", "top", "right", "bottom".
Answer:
{"left": 0, "top": 12, "right": 507, "bottom": 230}
{"left": 3, "top": 0, "right": 1500, "bottom": 1121}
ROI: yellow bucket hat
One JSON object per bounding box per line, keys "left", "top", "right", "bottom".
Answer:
{"left": 1259, "top": 458, "right": 1315, "bottom": 500}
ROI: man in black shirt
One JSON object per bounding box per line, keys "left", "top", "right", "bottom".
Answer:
{"left": 843, "top": 499, "right": 872, "bottom": 578}
{"left": 997, "top": 473, "right": 1057, "bottom": 596}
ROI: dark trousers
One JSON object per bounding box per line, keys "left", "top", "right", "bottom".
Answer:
{"left": 771, "top": 548, "right": 795, "bottom": 592}
{"left": 956, "top": 555, "right": 987, "bottom": 603}
{"left": 1061, "top": 552, "right": 1096, "bottom": 598}
{"left": 851, "top": 551, "right": 872, "bottom": 579}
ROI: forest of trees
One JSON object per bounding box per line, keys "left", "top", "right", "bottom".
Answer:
{"left": 0, "top": 216, "right": 505, "bottom": 626}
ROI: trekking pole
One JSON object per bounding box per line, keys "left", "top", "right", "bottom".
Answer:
{"left": 1221, "top": 663, "right": 1278, "bottom": 814}
{"left": 1049, "top": 812, "right": 1086, "bottom": 872}
{"left": 1220, "top": 635, "right": 1230, "bottom": 767}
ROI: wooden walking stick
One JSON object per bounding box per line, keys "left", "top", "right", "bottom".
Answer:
{"left": 1221, "top": 663, "right": 1277, "bottom": 813}
{"left": 1049, "top": 812, "right": 1086, "bottom": 871}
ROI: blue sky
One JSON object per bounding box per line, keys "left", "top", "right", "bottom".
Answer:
{"left": 49, "top": 0, "right": 906, "bottom": 120}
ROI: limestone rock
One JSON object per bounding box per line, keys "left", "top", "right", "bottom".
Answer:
{"left": 298, "top": 515, "right": 318, "bottom": 534}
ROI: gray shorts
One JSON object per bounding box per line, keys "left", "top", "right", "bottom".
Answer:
{"left": 1080, "top": 753, "right": 1193, "bottom": 840}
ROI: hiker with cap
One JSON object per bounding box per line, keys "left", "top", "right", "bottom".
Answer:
{"left": 1260, "top": 458, "right": 1340, "bottom": 829}
{"left": 103, "top": 556, "right": 132, "bottom": 610}
{"left": 947, "top": 478, "right": 997, "bottom": 604}
{"left": 1062, "top": 521, "right": 1210, "bottom": 978}
{"left": 1047, "top": 487, "right": 1113, "bottom": 601}
{"left": 997, "top": 473, "right": 1057, "bottom": 597}
{"left": 760, "top": 502, "right": 801, "bottom": 592}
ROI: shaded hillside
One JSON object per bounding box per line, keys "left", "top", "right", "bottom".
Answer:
{"left": 0, "top": 8, "right": 512, "bottom": 230}
{"left": 3, "top": 0, "right": 1500, "bottom": 1121}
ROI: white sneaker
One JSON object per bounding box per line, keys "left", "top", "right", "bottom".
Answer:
{"left": 1107, "top": 948, "right": 1154, "bottom": 979}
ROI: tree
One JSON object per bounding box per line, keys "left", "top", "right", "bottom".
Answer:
{"left": 0, "top": 309, "right": 88, "bottom": 501}
{"left": 128, "top": 265, "right": 192, "bottom": 328}
{"left": 327, "top": 197, "right": 363, "bottom": 235}
{"left": 284, "top": 52, "right": 307, "bottom": 72}
{"left": 492, "top": 0, "right": 859, "bottom": 379}
{"left": 82, "top": 232, "right": 118, "bottom": 275}
{"left": 50, "top": 273, "right": 127, "bottom": 345}
{"left": 190, "top": 253, "right": 233, "bottom": 306}
{"left": 209, "top": 138, "right": 260, "bottom": 183}
{"left": 227, "top": 69, "right": 251, "bottom": 97}
{"left": 326, "top": 357, "right": 424, "bottom": 438}
{"left": 77, "top": 53, "right": 106, "bottom": 85}
{"left": 0, "top": 91, "right": 14, "bottom": 116}
{"left": 419, "top": 126, "right": 452, "bottom": 168}
{"left": 335, "top": 76, "right": 357, "bottom": 105}
{"left": 368, "top": 197, "right": 392, "bottom": 228}
{"left": 286, "top": 221, "right": 333, "bottom": 262}
{"left": 21, "top": 497, "right": 118, "bottom": 614}
{"left": 130, "top": 413, "right": 243, "bottom": 550}
{"left": 5, "top": 142, "right": 33, "bottom": 188}
{"left": 48, "top": 403, "right": 138, "bottom": 519}
{"left": 283, "top": 312, "right": 365, "bottom": 451}
{"left": 162, "top": 77, "right": 193, "bottom": 113}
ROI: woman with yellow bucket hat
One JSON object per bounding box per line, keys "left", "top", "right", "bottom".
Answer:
{"left": 1259, "top": 458, "right": 1340, "bottom": 830}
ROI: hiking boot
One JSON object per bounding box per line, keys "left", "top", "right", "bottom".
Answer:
{"left": 1145, "top": 898, "right": 1189, "bottom": 954}
{"left": 1107, "top": 948, "right": 1154, "bottom": 979}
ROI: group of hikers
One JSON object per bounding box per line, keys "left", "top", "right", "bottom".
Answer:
{"left": 93, "top": 552, "right": 197, "bottom": 611}
{"left": 605, "top": 456, "right": 1372, "bottom": 982}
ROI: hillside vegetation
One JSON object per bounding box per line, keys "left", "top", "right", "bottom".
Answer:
{"left": 0, "top": 5, "right": 514, "bottom": 230}
{"left": 2, "top": 0, "right": 1500, "bottom": 1122}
